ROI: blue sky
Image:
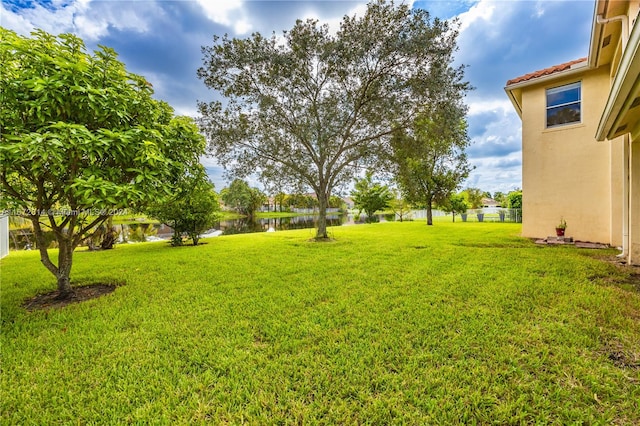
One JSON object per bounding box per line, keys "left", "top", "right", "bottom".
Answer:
{"left": 1, "top": 0, "right": 596, "bottom": 195}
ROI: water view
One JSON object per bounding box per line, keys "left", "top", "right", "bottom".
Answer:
{"left": 215, "top": 215, "right": 347, "bottom": 235}
{"left": 7, "top": 208, "right": 521, "bottom": 250}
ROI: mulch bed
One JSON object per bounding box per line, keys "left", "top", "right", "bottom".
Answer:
{"left": 23, "top": 284, "right": 118, "bottom": 311}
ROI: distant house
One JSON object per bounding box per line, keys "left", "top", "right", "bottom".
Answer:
{"left": 482, "top": 197, "right": 500, "bottom": 208}
{"left": 505, "top": 0, "right": 639, "bottom": 264}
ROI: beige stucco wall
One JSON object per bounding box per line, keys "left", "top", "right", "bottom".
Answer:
{"left": 520, "top": 66, "right": 620, "bottom": 243}
{"left": 609, "top": 136, "right": 624, "bottom": 247}
{"left": 630, "top": 138, "right": 640, "bottom": 264}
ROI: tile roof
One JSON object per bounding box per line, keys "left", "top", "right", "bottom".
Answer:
{"left": 506, "top": 57, "right": 588, "bottom": 86}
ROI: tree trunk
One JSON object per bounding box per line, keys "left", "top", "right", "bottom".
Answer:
{"left": 31, "top": 217, "right": 74, "bottom": 298}
{"left": 10, "top": 230, "right": 19, "bottom": 250}
{"left": 426, "top": 204, "right": 433, "bottom": 225}
{"left": 55, "top": 240, "right": 74, "bottom": 298}
{"left": 315, "top": 191, "right": 328, "bottom": 239}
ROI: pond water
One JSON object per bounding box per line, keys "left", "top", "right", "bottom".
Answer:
{"left": 7, "top": 215, "right": 357, "bottom": 249}
{"left": 120, "top": 213, "right": 387, "bottom": 241}
{"left": 7, "top": 207, "right": 520, "bottom": 249}
{"left": 215, "top": 214, "right": 348, "bottom": 235}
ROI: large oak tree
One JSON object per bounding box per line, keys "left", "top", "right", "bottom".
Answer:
{"left": 198, "top": 0, "right": 467, "bottom": 238}
{"left": 0, "top": 28, "right": 205, "bottom": 297}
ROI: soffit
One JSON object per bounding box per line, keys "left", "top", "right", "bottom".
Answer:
{"left": 596, "top": 13, "right": 640, "bottom": 141}
{"left": 590, "top": 0, "right": 629, "bottom": 68}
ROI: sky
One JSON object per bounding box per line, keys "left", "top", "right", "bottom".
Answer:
{"left": 1, "top": 0, "right": 596, "bottom": 196}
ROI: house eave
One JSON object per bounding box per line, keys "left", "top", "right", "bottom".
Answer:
{"left": 504, "top": 62, "right": 590, "bottom": 92}
{"left": 504, "top": 63, "right": 590, "bottom": 119}
{"left": 588, "top": 0, "right": 607, "bottom": 68}
{"left": 503, "top": 86, "right": 523, "bottom": 118}
{"left": 596, "top": 15, "right": 640, "bottom": 142}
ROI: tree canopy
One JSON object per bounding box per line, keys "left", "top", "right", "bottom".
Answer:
{"left": 220, "top": 179, "right": 266, "bottom": 217}
{"left": 0, "top": 28, "right": 205, "bottom": 297}
{"left": 351, "top": 171, "right": 393, "bottom": 222}
{"left": 463, "top": 187, "right": 485, "bottom": 210}
{"left": 198, "top": 0, "right": 468, "bottom": 239}
{"left": 147, "top": 168, "right": 221, "bottom": 246}
{"left": 506, "top": 190, "right": 522, "bottom": 209}
{"left": 390, "top": 99, "right": 471, "bottom": 225}
{"left": 439, "top": 193, "right": 468, "bottom": 222}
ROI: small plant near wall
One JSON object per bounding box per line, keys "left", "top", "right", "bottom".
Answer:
{"left": 556, "top": 218, "right": 567, "bottom": 237}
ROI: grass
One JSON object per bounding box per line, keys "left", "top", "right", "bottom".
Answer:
{"left": 1, "top": 221, "right": 639, "bottom": 424}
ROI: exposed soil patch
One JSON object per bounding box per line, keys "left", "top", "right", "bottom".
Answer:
{"left": 23, "top": 283, "right": 118, "bottom": 311}
{"left": 625, "top": 273, "right": 640, "bottom": 292}
{"left": 599, "top": 255, "right": 640, "bottom": 292}
{"left": 600, "top": 339, "right": 640, "bottom": 371}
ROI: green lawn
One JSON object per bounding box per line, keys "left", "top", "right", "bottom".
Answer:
{"left": 1, "top": 222, "right": 639, "bottom": 424}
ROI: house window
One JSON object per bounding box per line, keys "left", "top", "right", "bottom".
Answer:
{"left": 546, "top": 82, "right": 581, "bottom": 127}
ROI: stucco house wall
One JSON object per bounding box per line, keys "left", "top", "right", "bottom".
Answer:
{"left": 506, "top": 0, "right": 639, "bottom": 264}
{"left": 631, "top": 141, "right": 640, "bottom": 261}
{"left": 519, "top": 66, "right": 622, "bottom": 244}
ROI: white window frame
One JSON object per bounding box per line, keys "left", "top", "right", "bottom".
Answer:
{"left": 546, "top": 81, "right": 582, "bottom": 128}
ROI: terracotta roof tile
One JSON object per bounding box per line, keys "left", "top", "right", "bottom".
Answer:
{"left": 506, "top": 57, "right": 587, "bottom": 86}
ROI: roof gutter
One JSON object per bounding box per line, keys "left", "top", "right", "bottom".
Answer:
{"left": 504, "top": 62, "right": 590, "bottom": 92}
{"left": 595, "top": 12, "right": 640, "bottom": 141}
{"left": 597, "top": 13, "right": 629, "bottom": 51}
{"left": 504, "top": 61, "right": 589, "bottom": 118}
{"left": 588, "top": 1, "right": 607, "bottom": 68}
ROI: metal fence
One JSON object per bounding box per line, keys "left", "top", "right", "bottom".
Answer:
{"left": 408, "top": 208, "right": 522, "bottom": 223}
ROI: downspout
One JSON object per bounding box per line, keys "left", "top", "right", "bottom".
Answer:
{"left": 618, "top": 134, "right": 630, "bottom": 260}
{"left": 596, "top": 14, "right": 630, "bottom": 261}
{"left": 596, "top": 14, "right": 629, "bottom": 51}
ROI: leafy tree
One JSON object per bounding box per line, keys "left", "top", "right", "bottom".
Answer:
{"left": 328, "top": 195, "right": 345, "bottom": 210}
{"left": 147, "top": 169, "right": 221, "bottom": 246}
{"left": 351, "top": 171, "right": 393, "bottom": 223}
{"left": 221, "top": 179, "right": 266, "bottom": 217}
{"left": 463, "top": 187, "right": 485, "bottom": 209}
{"left": 273, "top": 192, "right": 288, "bottom": 212}
{"left": 493, "top": 191, "right": 506, "bottom": 207}
{"left": 506, "top": 190, "right": 522, "bottom": 209}
{"left": 248, "top": 187, "right": 267, "bottom": 215}
{"left": 198, "top": 0, "right": 467, "bottom": 239}
{"left": 389, "top": 190, "right": 413, "bottom": 222}
{"left": 439, "top": 193, "right": 467, "bottom": 222}
{"left": 286, "top": 194, "right": 318, "bottom": 210}
{"left": 0, "top": 28, "right": 204, "bottom": 298}
{"left": 390, "top": 99, "right": 472, "bottom": 226}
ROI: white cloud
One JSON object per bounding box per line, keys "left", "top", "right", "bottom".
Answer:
{"left": 457, "top": 0, "right": 495, "bottom": 33}
{"left": 1, "top": 1, "right": 75, "bottom": 36}
{"left": 73, "top": 14, "right": 109, "bottom": 40}
{"left": 533, "top": 0, "right": 545, "bottom": 18}
{"left": 1, "top": 0, "right": 160, "bottom": 40}
{"left": 196, "top": 0, "right": 252, "bottom": 34}
{"left": 304, "top": 2, "right": 368, "bottom": 34}
{"left": 0, "top": 4, "right": 35, "bottom": 35}
{"left": 467, "top": 98, "right": 513, "bottom": 116}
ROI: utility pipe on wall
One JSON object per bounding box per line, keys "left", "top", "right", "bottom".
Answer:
{"left": 597, "top": 14, "right": 629, "bottom": 51}
{"left": 618, "top": 134, "right": 630, "bottom": 260}
{"left": 596, "top": 13, "right": 631, "bottom": 262}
